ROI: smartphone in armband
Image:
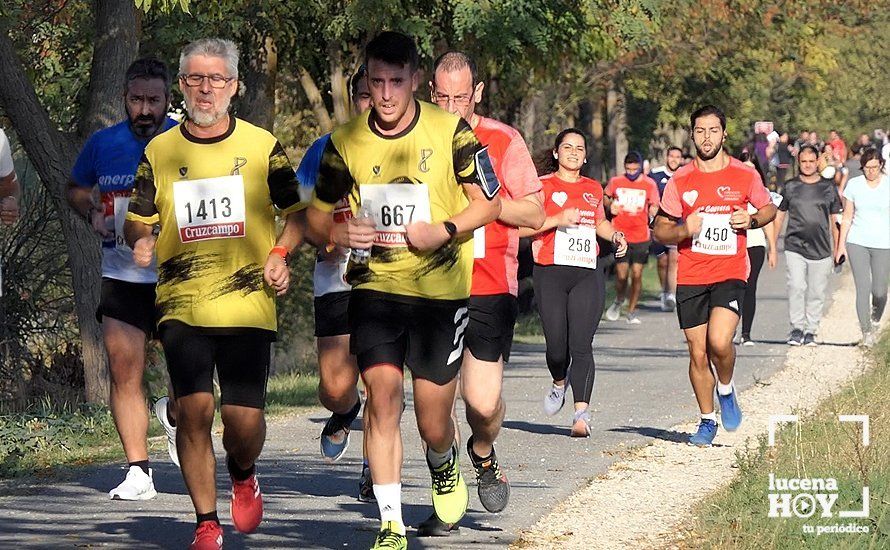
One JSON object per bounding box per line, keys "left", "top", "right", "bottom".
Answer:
{"left": 474, "top": 147, "right": 501, "bottom": 200}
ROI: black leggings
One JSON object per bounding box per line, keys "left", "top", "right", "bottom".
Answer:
{"left": 533, "top": 264, "right": 605, "bottom": 404}
{"left": 741, "top": 246, "right": 765, "bottom": 338}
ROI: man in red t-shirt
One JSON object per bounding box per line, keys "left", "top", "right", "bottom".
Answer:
{"left": 604, "top": 152, "right": 660, "bottom": 323}
{"left": 654, "top": 105, "right": 776, "bottom": 448}
{"left": 424, "top": 51, "right": 544, "bottom": 533}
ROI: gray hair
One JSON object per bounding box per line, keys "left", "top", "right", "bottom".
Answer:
{"left": 179, "top": 38, "right": 239, "bottom": 79}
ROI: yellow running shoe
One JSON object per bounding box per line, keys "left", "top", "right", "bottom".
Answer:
{"left": 427, "top": 444, "right": 469, "bottom": 524}
{"left": 370, "top": 521, "right": 407, "bottom": 550}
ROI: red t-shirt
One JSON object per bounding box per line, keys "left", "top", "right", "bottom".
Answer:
{"left": 604, "top": 174, "right": 660, "bottom": 243}
{"left": 532, "top": 173, "right": 606, "bottom": 267}
{"left": 660, "top": 157, "right": 772, "bottom": 285}
{"left": 471, "top": 116, "right": 542, "bottom": 296}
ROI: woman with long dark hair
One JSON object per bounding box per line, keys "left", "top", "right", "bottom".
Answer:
{"left": 521, "top": 128, "right": 627, "bottom": 436}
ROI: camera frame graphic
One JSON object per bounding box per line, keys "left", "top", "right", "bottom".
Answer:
{"left": 767, "top": 414, "right": 870, "bottom": 519}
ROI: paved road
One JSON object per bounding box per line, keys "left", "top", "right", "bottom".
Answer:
{"left": 1, "top": 254, "right": 832, "bottom": 549}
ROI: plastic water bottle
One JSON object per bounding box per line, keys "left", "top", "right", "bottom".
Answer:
{"left": 350, "top": 200, "right": 373, "bottom": 265}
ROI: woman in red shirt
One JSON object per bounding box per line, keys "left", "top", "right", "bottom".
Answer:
{"left": 522, "top": 128, "right": 627, "bottom": 437}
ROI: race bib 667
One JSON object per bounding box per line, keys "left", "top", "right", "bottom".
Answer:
{"left": 173, "top": 175, "right": 246, "bottom": 243}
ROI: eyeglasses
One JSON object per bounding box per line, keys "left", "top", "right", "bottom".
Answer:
{"left": 432, "top": 93, "right": 472, "bottom": 107}
{"left": 863, "top": 164, "right": 882, "bottom": 171}
{"left": 179, "top": 73, "right": 235, "bottom": 89}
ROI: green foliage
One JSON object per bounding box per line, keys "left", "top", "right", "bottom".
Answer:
{"left": 0, "top": 399, "right": 121, "bottom": 477}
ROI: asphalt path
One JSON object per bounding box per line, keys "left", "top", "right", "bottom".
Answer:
{"left": 1, "top": 251, "right": 828, "bottom": 549}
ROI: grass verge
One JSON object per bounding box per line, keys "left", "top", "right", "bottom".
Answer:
{"left": 513, "top": 257, "right": 664, "bottom": 344}
{"left": 0, "top": 372, "right": 319, "bottom": 480}
{"left": 683, "top": 336, "right": 890, "bottom": 548}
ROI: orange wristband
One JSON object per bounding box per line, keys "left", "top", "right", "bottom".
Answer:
{"left": 270, "top": 245, "right": 288, "bottom": 259}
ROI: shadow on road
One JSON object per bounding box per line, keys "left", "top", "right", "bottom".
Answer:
{"left": 502, "top": 420, "right": 566, "bottom": 436}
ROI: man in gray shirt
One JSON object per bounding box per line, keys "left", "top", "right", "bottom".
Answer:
{"left": 769, "top": 145, "right": 842, "bottom": 346}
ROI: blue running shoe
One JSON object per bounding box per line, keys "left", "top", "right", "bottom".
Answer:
{"left": 320, "top": 399, "right": 361, "bottom": 462}
{"left": 718, "top": 390, "right": 743, "bottom": 431}
{"left": 689, "top": 418, "right": 718, "bottom": 447}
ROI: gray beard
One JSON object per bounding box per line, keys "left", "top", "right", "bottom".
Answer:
{"left": 186, "top": 98, "right": 230, "bottom": 127}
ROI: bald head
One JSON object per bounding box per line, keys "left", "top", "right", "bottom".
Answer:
{"left": 430, "top": 51, "right": 483, "bottom": 123}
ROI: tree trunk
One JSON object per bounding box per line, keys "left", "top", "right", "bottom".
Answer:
{"left": 606, "top": 82, "right": 628, "bottom": 179}
{"left": 0, "top": 0, "right": 140, "bottom": 404}
{"left": 297, "top": 65, "right": 333, "bottom": 134}
{"left": 240, "top": 35, "right": 277, "bottom": 131}
{"left": 80, "top": 0, "right": 139, "bottom": 137}
{"left": 328, "top": 45, "right": 350, "bottom": 126}
{"left": 591, "top": 96, "right": 606, "bottom": 181}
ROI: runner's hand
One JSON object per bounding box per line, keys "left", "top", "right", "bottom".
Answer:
{"left": 133, "top": 236, "right": 156, "bottom": 267}
{"left": 344, "top": 215, "right": 376, "bottom": 249}
{"left": 264, "top": 254, "right": 290, "bottom": 296}
{"left": 609, "top": 201, "right": 622, "bottom": 216}
{"left": 91, "top": 207, "right": 110, "bottom": 237}
{"left": 835, "top": 245, "right": 846, "bottom": 264}
{"left": 613, "top": 232, "right": 628, "bottom": 258}
{"left": 558, "top": 208, "right": 581, "bottom": 228}
{"left": 405, "top": 221, "right": 450, "bottom": 251}
{"left": 729, "top": 204, "right": 751, "bottom": 230}
{"left": 767, "top": 247, "right": 778, "bottom": 269}
{"left": 685, "top": 209, "right": 703, "bottom": 236}
{"left": 0, "top": 196, "right": 19, "bottom": 225}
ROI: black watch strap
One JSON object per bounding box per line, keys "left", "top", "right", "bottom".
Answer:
{"left": 443, "top": 221, "right": 458, "bottom": 239}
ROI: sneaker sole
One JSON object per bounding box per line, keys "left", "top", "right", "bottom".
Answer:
{"left": 153, "top": 399, "right": 180, "bottom": 467}
{"left": 787, "top": 341, "right": 802, "bottom": 346}
{"left": 110, "top": 487, "right": 157, "bottom": 501}
{"left": 688, "top": 440, "right": 713, "bottom": 448}
{"left": 320, "top": 432, "right": 350, "bottom": 462}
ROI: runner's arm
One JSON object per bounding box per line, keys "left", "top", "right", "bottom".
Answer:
{"left": 498, "top": 191, "right": 544, "bottom": 229}
{"left": 653, "top": 213, "right": 692, "bottom": 245}
{"left": 769, "top": 210, "right": 784, "bottom": 250}
{"left": 836, "top": 197, "right": 854, "bottom": 260}
{"left": 306, "top": 137, "right": 357, "bottom": 248}
{"left": 124, "top": 154, "right": 159, "bottom": 249}
{"left": 448, "top": 183, "right": 501, "bottom": 236}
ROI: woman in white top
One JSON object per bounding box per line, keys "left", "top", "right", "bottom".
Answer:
{"left": 836, "top": 148, "right": 890, "bottom": 346}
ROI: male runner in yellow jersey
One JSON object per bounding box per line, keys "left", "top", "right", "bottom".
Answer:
{"left": 306, "top": 31, "right": 501, "bottom": 550}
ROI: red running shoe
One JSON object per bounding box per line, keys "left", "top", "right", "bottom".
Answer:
{"left": 189, "top": 521, "right": 223, "bottom": 550}
{"left": 230, "top": 473, "right": 263, "bottom": 533}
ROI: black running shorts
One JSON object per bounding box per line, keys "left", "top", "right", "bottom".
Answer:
{"left": 314, "top": 291, "right": 350, "bottom": 338}
{"left": 465, "top": 294, "right": 518, "bottom": 363}
{"left": 96, "top": 277, "right": 158, "bottom": 337}
{"left": 159, "top": 320, "right": 273, "bottom": 409}
{"left": 348, "top": 290, "right": 468, "bottom": 386}
{"left": 615, "top": 240, "right": 651, "bottom": 265}
{"left": 675, "top": 279, "right": 746, "bottom": 329}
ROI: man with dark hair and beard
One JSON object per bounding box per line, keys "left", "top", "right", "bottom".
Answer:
{"left": 654, "top": 105, "right": 776, "bottom": 448}
{"left": 67, "top": 57, "right": 179, "bottom": 502}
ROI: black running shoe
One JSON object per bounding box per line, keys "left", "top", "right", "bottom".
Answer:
{"left": 358, "top": 463, "right": 375, "bottom": 503}
{"left": 416, "top": 512, "right": 458, "bottom": 537}
{"left": 320, "top": 399, "right": 361, "bottom": 462}
{"left": 467, "top": 436, "right": 510, "bottom": 513}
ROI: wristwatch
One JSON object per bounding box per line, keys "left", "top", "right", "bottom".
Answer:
{"left": 443, "top": 221, "right": 458, "bottom": 240}
{"left": 749, "top": 217, "right": 759, "bottom": 229}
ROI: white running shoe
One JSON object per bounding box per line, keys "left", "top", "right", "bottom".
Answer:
{"left": 664, "top": 293, "right": 676, "bottom": 312}
{"left": 543, "top": 384, "right": 567, "bottom": 416}
{"left": 605, "top": 300, "right": 622, "bottom": 321}
{"left": 109, "top": 466, "right": 157, "bottom": 500}
{"left": 153, "top": 396, "right": 179, "bottom": 466}
{"left": 626, "top": 311, "right": 641, "bottom": 324}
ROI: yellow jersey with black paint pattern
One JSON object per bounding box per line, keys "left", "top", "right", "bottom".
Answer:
{"left": 312, "top": 100, "right": 495, "bottom": 302}
{"left": 126, "top": 117, "right": 303, "bottom": 333}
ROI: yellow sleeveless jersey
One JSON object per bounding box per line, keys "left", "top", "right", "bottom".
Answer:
{"left": 312, "top": 101, "right": 494, "bottom": 301}
{"left": 126, "top": 117, "right": 303, "bottom": 333}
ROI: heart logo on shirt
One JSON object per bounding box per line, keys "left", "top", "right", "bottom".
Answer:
{"left": 552, "top": 191, "right": 568, "bottom": 207}
{"left": 582, "top": 192, "right": 598, "bottom": 206}
{"left": 716, "top": 186, "right": 731, "bottom": 199}
{"left": 682, "top": 190, "right": 698, "bottom": 206}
